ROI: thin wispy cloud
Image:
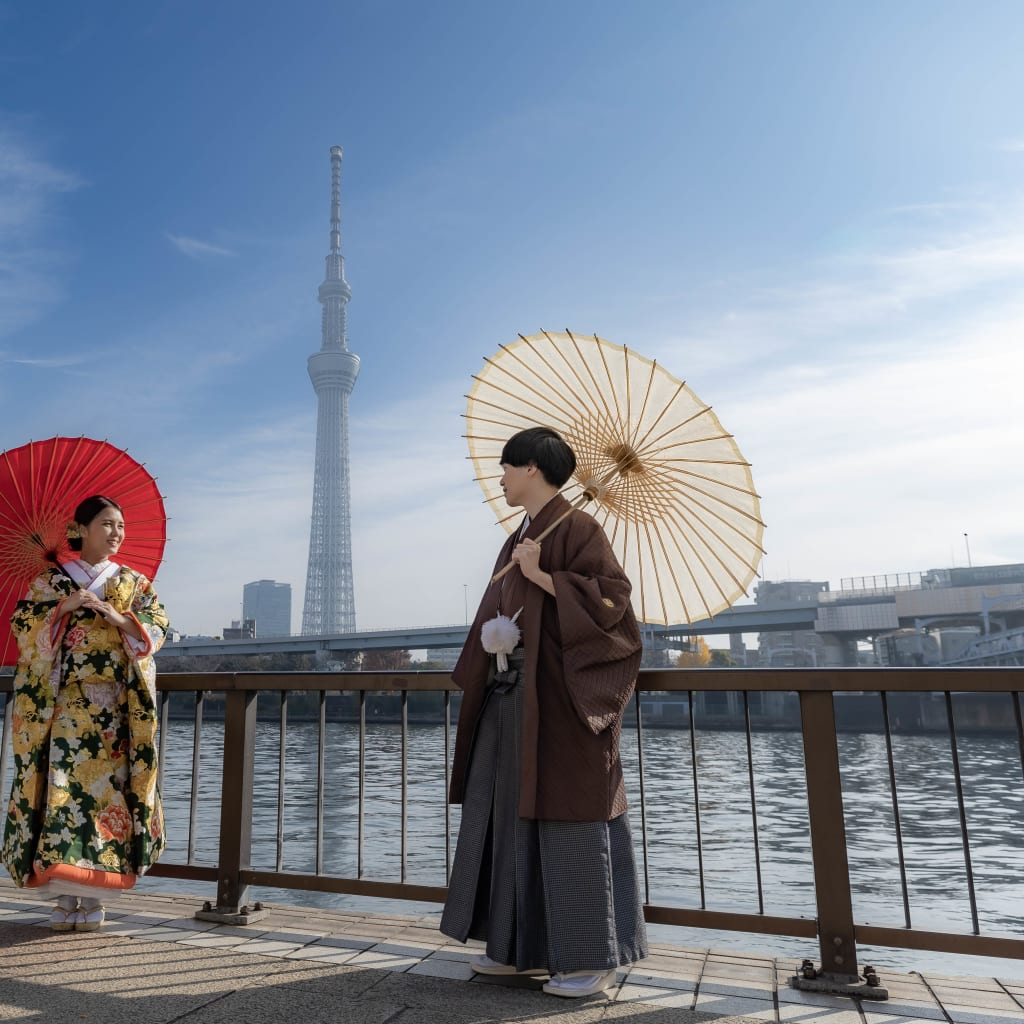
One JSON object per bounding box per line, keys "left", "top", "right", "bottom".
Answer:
{"left": 165, "top": 233, "right": 235, "bottom": 260}
{"left": 0, "top": 126, "right": 82, "bottom": 342}
{"left": 996, "top": 138, "right": 1024, "bottom": 153}
{"left": 1, "top": 352, "right": 89, "bottom": 369}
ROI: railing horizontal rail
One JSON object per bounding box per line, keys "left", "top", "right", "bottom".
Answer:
{"left": 5, "top": 666, "right": 1018, "bottom": 695}
{"left": 2, "top": 665, "right": 1022, "bottom": 980}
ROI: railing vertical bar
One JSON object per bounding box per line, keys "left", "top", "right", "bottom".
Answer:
{"left": 276, "top": 690, "right": 288, "bottom": 873}
{"left": 798, "top": 689, "right": 859, "bottom": 980}
{"left": 213, "top": 687, "right": 258, "bottom": 913}
{"left": 0, "top": 694, "right": 13, "bottom": 802}
{"left": 443, "top": 690, "right": 452, "bottom": 883}
{"left": 742, "top": 690, "right": 765, "bottom": 916}
{"left": 187, "top": 691, "right": 204, "bottom": 865}
{"left": 944, "top": 691, "right": 980, "bottom": 935}
{"left": 401, "top": 689, "right": 408, "bottom": 884}
{"left": 157, "top": 690, "right": 169, "bottom": 796}
{"left": 357, "top": 689, "right": 366, "bottom": 879}
{"left": 315, "top": 689, "right": 326, "bottom": 875}
{"left": 880, "top": 690, "right": 912, "bottom": 928}
{"left": 688, "top": 690, "right": 706, "bottom": 909}
{"left": 632, "top": 691, "right": 651, "bottom": 905}
{"left": 1013, "top": 691, "right": 1024, "bottom": 786}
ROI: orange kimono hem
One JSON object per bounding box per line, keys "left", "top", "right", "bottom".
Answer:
{"left": 26, "top": 864, "right": 137, "bottom": 890}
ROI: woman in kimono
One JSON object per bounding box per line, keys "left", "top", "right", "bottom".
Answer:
{"left": 2, "top": 494, "right": 167, "bottom": 932}
{"left": 440, "top": 427, "right": 648, "bottom": 998}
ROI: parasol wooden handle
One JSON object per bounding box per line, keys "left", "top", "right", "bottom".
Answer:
{"left": 489, "top": 491, "right": 596, "bottom": 583}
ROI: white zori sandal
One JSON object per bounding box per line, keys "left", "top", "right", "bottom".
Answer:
{"left": 49, "top": 895, "right": 79, "bottom": 932}
{"left": 469, "top": 953, "right": 547, "bottom": 977}
{"left": 72, "top": 898, "right": 105, "bottom": 932}
{"left": 543, "top": 969, "right": 618, "bottom": 997}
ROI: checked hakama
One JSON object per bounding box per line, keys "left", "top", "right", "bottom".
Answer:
{"left": 440, "top": 656, "right": 648, "bottom": 973}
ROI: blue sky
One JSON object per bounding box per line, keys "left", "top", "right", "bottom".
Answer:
{"left": 1, "top": 1, "right": 1022, "bottom": 636}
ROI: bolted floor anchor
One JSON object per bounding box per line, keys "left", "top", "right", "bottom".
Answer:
{"left": 790, "top": 959, "right": 889, "bottom": 1000}
{"left": 194, "top": 899, "right": 270, "bottom": 926}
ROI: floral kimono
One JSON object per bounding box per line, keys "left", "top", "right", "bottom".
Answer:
{"left": 1, "top": 560, "right": 168, "bottom": 890}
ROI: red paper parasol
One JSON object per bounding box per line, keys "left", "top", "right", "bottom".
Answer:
{"left": 0, "top": 436, "right": 167, "bottom": 667}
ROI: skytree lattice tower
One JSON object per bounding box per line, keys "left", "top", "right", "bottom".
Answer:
{"left": 302, "top": 145, "right": 359, "bottom": 635}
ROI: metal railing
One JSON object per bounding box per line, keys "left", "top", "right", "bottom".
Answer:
{"left": 1, "top": 666, "right": 1023, "bottom": 983}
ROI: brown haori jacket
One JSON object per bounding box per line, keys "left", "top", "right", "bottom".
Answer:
{"left": 448, "top": 494, "right": 643, "bottom": 822}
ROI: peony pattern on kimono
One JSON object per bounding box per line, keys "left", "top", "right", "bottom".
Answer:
{"left": 1, "top": 565, "right": 168, "bottom": 888}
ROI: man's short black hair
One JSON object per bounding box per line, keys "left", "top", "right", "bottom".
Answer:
{"left": 500, "top": 427, "right": 577, "bottom": 488}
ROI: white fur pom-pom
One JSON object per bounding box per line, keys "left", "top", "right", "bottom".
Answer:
{"left": 481, "top": 613, "right": 522, "bottom": 671}
{"left": 480, "top": 614, "right": 522, "bottom": 655}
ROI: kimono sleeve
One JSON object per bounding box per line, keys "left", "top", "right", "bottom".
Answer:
{"left": 550, "top": 515, "right": 642, "bottom": 735}
{"left": 11, "top": 572, "right": 68, "bottom": 670}
{"left": 128, "top": 572, "right": 169, "bottom": 656}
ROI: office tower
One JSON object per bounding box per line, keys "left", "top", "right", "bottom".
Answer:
{"left": 242, "top": 579, "right": 292, "bottom": 637}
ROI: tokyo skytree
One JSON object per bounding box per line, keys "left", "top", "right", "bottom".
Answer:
{"left": 302, "top": 145, "right": 359, "bottom": 634}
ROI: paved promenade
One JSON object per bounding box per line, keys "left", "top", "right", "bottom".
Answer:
{"left": 0, "top": 885, "right": 1021, "bottom": 1024}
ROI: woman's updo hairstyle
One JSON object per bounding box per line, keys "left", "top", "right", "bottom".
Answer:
{"left": 68, "top": 495, "right": 122, "bottom": 552}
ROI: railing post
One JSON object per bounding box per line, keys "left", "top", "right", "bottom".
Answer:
{"left": 791, "top": 689, "right": 887, "bottom": 999}
{"left": 195, "top": 686, "right": 268, "bottom": 924}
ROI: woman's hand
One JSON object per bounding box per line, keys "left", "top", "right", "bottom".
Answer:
{"left": 65, "top": 589, "right": 142, "bottom": 639}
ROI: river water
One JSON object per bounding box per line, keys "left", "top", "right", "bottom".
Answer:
{"left": 141, "top": 716, "right": 1024, "bottom": 979}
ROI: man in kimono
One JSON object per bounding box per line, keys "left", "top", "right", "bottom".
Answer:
{"left": 440, "top": 426, "right": 648, "bottom": 998}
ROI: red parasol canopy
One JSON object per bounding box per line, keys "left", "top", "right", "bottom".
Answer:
{"left": 0, "top": 436, "right": 167, "bottom": 667}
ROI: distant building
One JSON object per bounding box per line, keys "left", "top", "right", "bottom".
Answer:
{"left": 242, "top": 580, "right": 292, "bottom": 637}
{"left": 756, "top": 579, "right": 832, "bottom": 667}
{"left": 223, "top": 619, "right": 256, "bottom": 640}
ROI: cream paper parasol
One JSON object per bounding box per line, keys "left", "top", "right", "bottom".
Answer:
{"left": 465, "top": 330, "right": 765, "bottom": 626}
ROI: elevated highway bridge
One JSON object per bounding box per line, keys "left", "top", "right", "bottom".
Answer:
{"left": 158, "top": 572, "right": 1024, "bottom": 661}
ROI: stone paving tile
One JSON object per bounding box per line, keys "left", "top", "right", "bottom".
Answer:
{"left": 371, "top": 941, "right": 439, "bottom": 957}
{"left": 615, "top": 982, "right": 694, "bottom": 1008}
{"left": 931, "top": 988, "right": 1023, "bottom": 1011}
{"left": 96, "top": 919, "right": 159, "bottom": 937}
{"left": 625, "top": 970, "right": 697, "bottom": 992}
{"left": 314, "top": 934, "right": 377, "bottom": 951}
{"left": 777, "top": 1005, "right": 862, "bottom": 1024}
{"left": 305, "top": 949, "right": 361, "bottom": 965}
{"left": 232, "top": 938, "right": 306, "bottom": 956}
{"left": 700, "top": 978, "right": 777, "bottom": 998}
{"left": 1, "top": 910, "right": 48, "bottom": 923}
{"left": 427, "top": 948, "right": 474, "bottom": 963}
{"left": 695, "top": 990, "right": 778, "bottom": 1020}
{"left": 708, "top": 952, "right": 777, "bottom": 966}
{"left": 862, "top": 1001, "right": 945, "bottom": 1021}
{"left": 942, "top": 1005, "right": 1024, "bottom": 1024}
{"left": 921, "top": 973, "right": 1006, "bottom": 992}
{"left": 703, "top": 961, "right": 777, "bottom": 981}
{"left": 344, "top": 948, "right": 419, "bottom": 972}
{"left": 860, "top": 1015, "right": 949, "bottom": 1024}
{"left": 283, "top": 944, "right": 349, "bottom": 960}
{"left": 408, "top": 957, "right": 477, "bottom": 981}
{"left": 158, "top": 915, "right": 220, "bottom": 932}
{"left": 177, "top": 932, "right": 261, "bottom": 949}
{"left": 121, "top": 925, "right": 199, "bottom": 942}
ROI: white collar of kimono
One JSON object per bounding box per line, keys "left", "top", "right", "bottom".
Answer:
{"left": 67, "top": 558, "right": 120, "bottom": 594}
